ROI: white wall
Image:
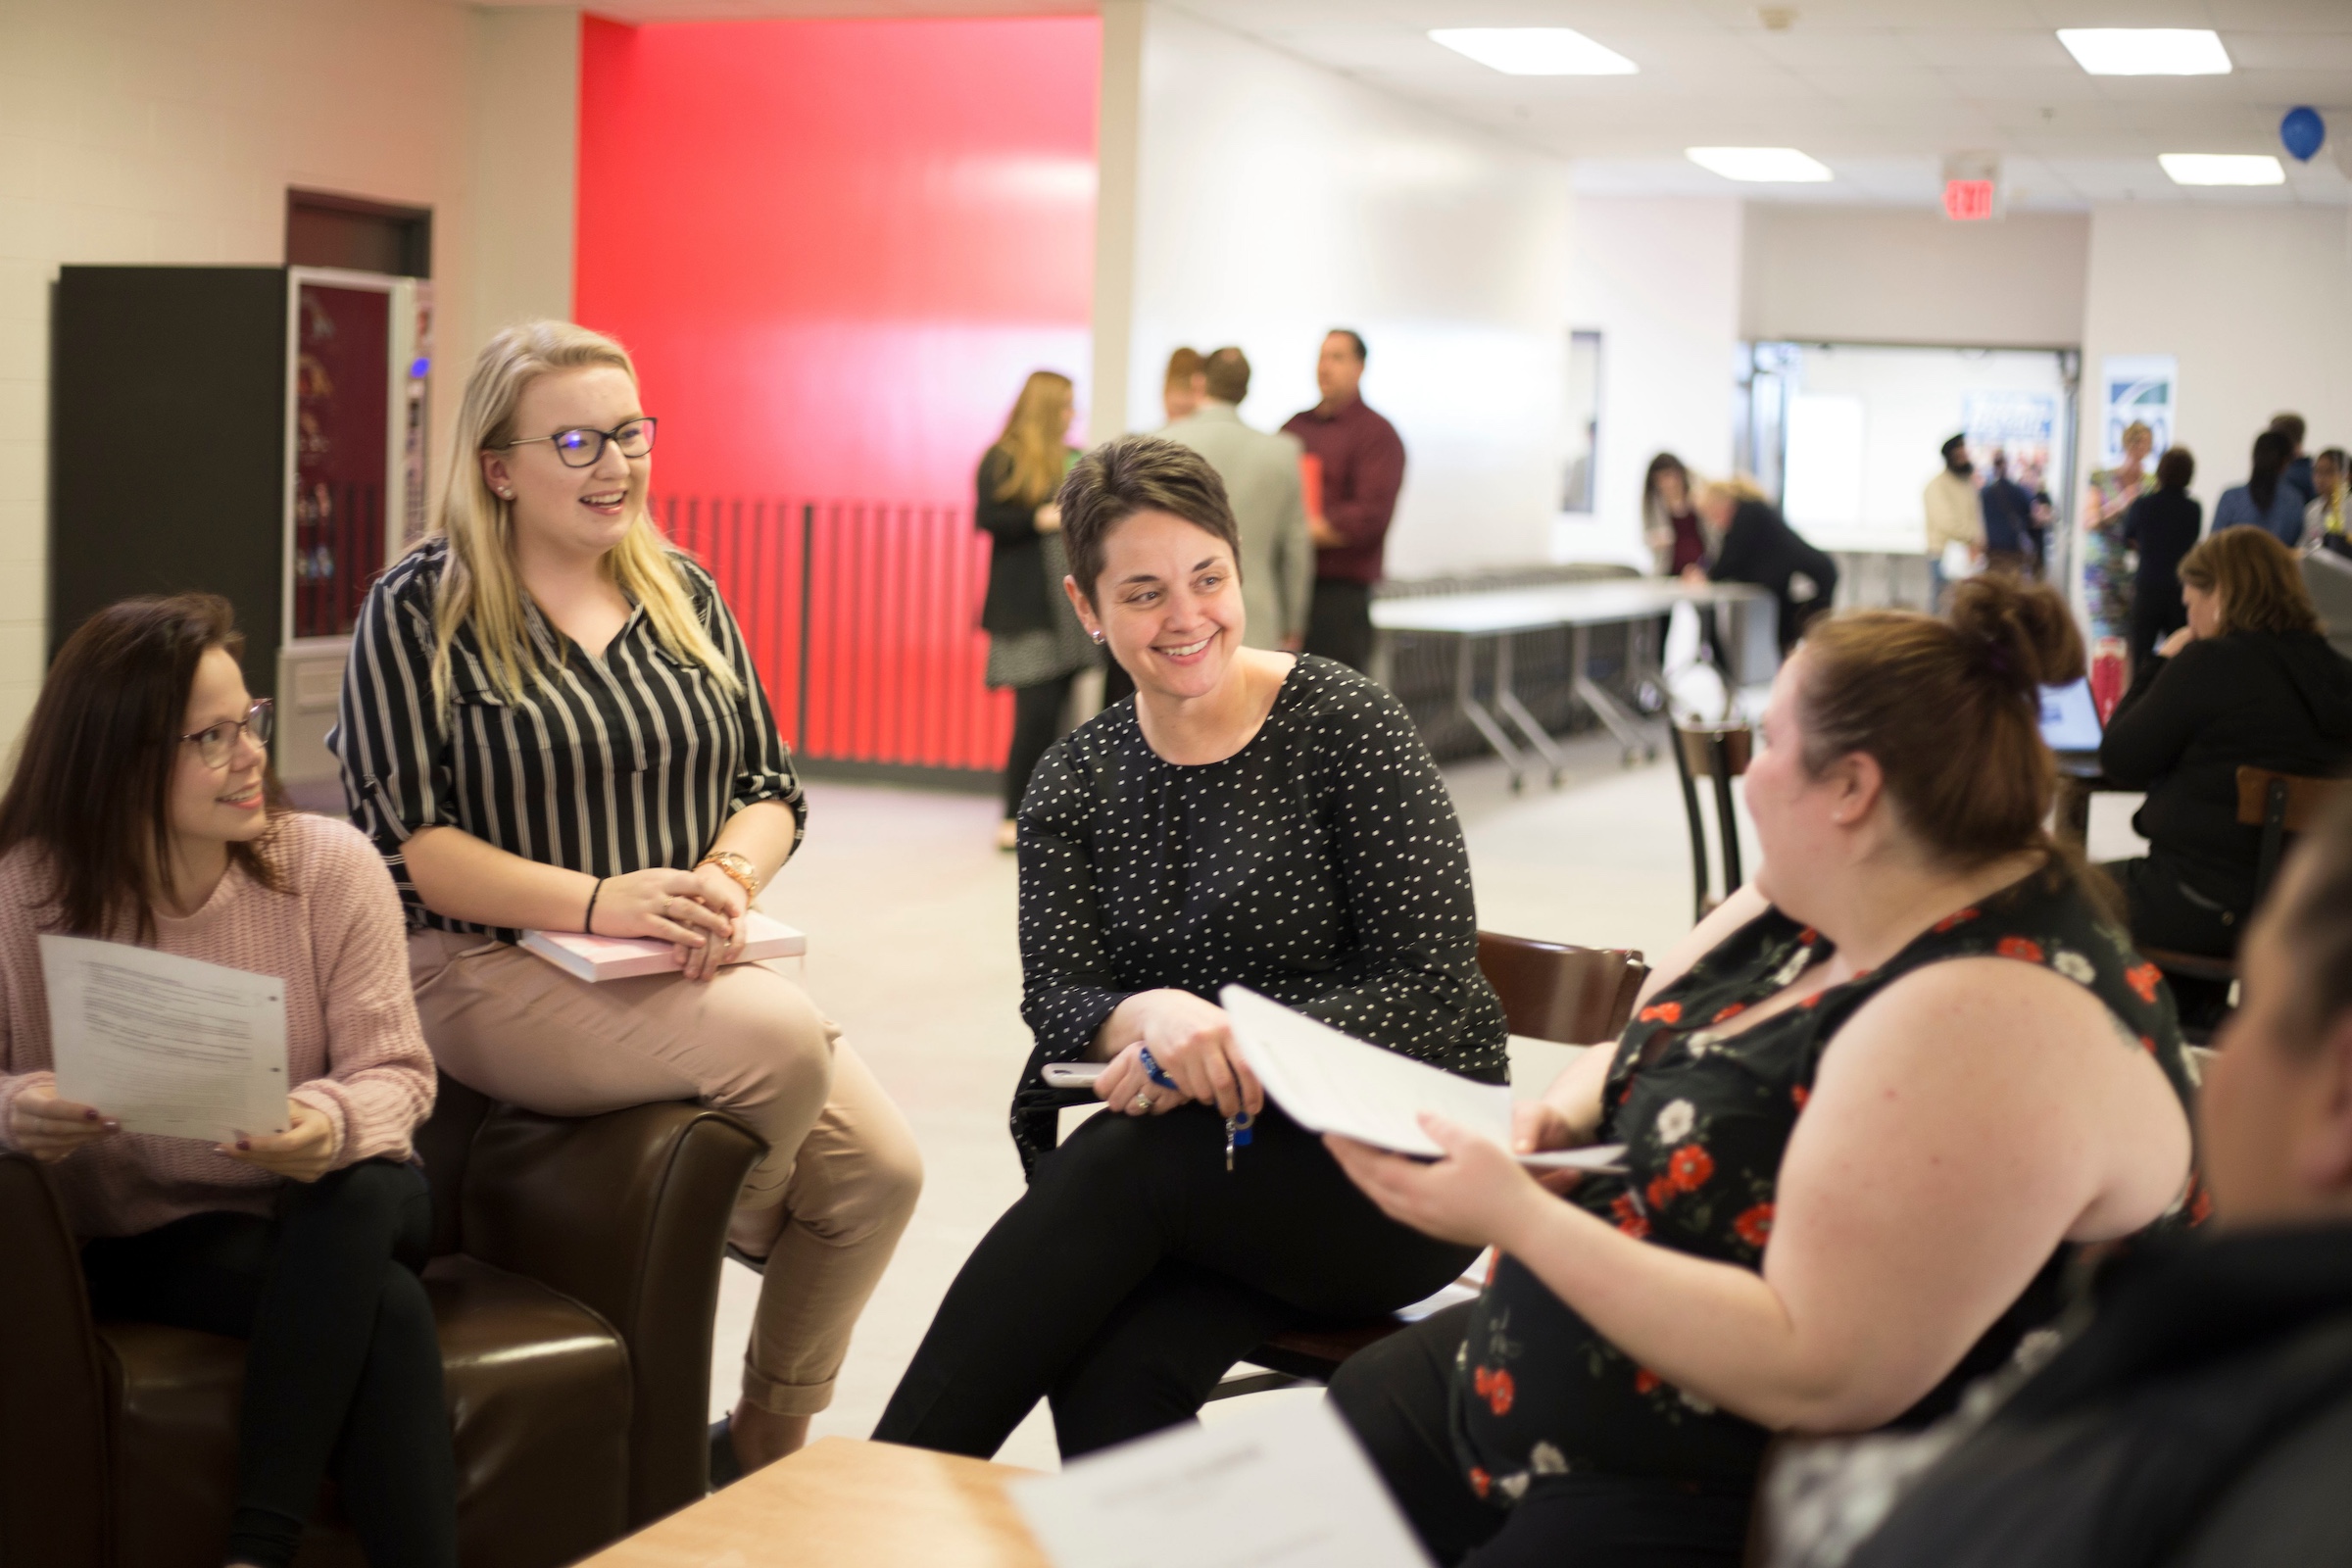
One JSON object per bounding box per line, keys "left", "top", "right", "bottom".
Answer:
{"left": 1742, "top": 207, "right": 2088, "bottom": 350}
{"left": 0, "top": 0, "right": 487, "bottom": 744}
{"left": 1557, "top": 195, "right": 1743, "bottom": 569}
{"left": 1106, "top": 5, "right": 1572, "bottom": 576}
{"left": 469, "top": 6, "right": 581, "bottom": 337}
{"left": 2079, "top": 204, "right": 2352, "bottom": 505}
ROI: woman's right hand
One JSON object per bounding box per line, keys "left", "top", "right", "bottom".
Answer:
{"left": 587, "top": 867, "right": 734, "bottom": 950}
{"left": 1034, "top": 503, "right": 1063, "bottom": 534}
{"left": 1098, "top": 989, "right": 1264, "bottom": 1119}
{"left": 9, "top": 1082, "right": 119, "bottom": 1163}
{"left": 1511, "top": 1101, "right": 1588, "bottom": 1196}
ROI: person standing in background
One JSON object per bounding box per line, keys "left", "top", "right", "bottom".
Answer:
{"left": 1979, "top": 447, "right": 2036, "bottom": 577}
{"left": 1922, "top": 433, "right": 1982, "bottom": 611}
{"left": 1161, "top": 348, "right": 1206, "bottom": 427}
{"left": 2304, "top": 447, "right": 2347, "bottom": 555}
{"left": 1642, "top": 453, "right": 1708, "bottom": 576}
{"left": 1285, "top": 329, "right": 1404, "bottom": 673}
{"left": 977, "top": 371, "right": 1093, "bottom": 851}
{"left": 2022, "top": 456, "right": 2055, "bottom": 580}
{"left": 2214, "top": 428, "right": 2306, "bottom": 547}
{"left": 2084, "top": 419, "right": 2155, "bottom": 645}
{"left": 2123, "top": 445, "right": 2202, "bottom": 663}
{"left": 1158, "top": 347, "right": 1313, "bottom": 653}
{"left": 2274, "top": 413, "right": 2315, "bottom": 510}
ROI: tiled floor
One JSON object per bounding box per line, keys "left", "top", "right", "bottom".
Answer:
{"left": 718, "top": 735, "right": 2151, "bottom": 1470}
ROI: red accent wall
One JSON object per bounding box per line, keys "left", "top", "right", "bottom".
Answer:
{"left": 575, "top": 14, "right": 1100, "bottom": 770}
{"left": 576, "top": 13, "right": 1098, "bottom": 502}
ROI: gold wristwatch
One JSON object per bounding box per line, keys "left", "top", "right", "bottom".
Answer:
{"left": 697, "top": 850, "right": 760, "bottom": 902}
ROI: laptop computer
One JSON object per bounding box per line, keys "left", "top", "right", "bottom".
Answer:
{"left": 2038, "top": 676, "right": 2104, "bottom": 772}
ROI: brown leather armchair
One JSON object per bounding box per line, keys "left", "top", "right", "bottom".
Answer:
{"left": 0, "top": 1074, "right": 762, "bottom": 1568}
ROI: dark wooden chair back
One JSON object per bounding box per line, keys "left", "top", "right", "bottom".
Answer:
{"left": 1476, "top": 931, "right": 1646, "bottom": 1046}
{"left": 2236, "top": 767, "right": 2349, "bottom": 906}
{"left": 1670, "top": 719, "right": 1752, "bottom": 921}
{"left": 1213, "top": 933, "right": 1648, "bottom": 1400}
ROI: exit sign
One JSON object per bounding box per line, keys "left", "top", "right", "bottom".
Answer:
{"left": 1943, "top": 178, "right": 1997, "bottom": 220}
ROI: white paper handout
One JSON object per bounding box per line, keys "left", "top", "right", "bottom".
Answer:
{"left": 40, "top": 934, "right": 290, "bottom": 1143}
{"left": 1219, "top": 985, "right": 1625, "bottom": 1172}
{"left": 1012, "top": 1396, "right": 1432, "bottom": 1568}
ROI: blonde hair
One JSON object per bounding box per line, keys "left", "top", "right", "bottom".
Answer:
{"left": 426, "top": 320, "right": 738, "bottom": 714}
{"left": 1696, "top": 472, "right": 1769, "bottom": 509}
{"left": 991, "top": 370, "right": 1075, "bottom": 508}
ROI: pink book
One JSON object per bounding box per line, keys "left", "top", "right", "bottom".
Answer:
{"left": 519, "top": 909, "right": 807, "bottom": 983}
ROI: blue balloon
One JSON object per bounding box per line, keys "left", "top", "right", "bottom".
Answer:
{"left": 2281, "top": 106, "right": 2326, "bottom": 163}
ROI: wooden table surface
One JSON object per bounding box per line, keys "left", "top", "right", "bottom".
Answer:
{"left": 578, "top": 1438, "right": 1051, "bottom": 1568}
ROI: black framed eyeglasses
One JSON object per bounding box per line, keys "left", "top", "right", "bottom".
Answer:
{"left": 499, "top": 416, "right": 659, "bottom": 468}
{"left": 180, "top": 700, "right": 273, "bottom": 768}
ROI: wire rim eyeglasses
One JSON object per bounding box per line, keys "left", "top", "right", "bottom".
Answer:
{"left": 180, "top": 700, "right": 273, "bottom": 768}
{"left": 496, "top": 416, "right": 659, "bottom": 470}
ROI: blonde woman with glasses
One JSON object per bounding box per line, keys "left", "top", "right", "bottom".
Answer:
{"left": 332, "top": 320, "right": 921, "bottom": 1480}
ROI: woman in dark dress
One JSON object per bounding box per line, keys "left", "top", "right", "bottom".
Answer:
{"left": 1692, "top": 478, "right": 1839, "bottom": 655}
{"left": 875, "top": 435, "right": 1508, "bottom": 1461}
{"left": 1326, "top": 576, "right": 2199, "bottom": 1567}
{"left": 2121, "top": 445, "right": 2202, "bottom": 664}
{"left": 978, "top": 370, "right": 1096, "bottom": 850}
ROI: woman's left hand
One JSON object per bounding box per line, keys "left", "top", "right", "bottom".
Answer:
{"left": 220, "top": 1100, "right": 337, "bottom": 1183}
{"left": 1326, "top": 1113, "right": 1547, "bottom": 1250}
{"left": 680, "top": 861, "right": 752, "bottom": 982}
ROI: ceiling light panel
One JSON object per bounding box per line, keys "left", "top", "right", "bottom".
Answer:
{"left": 2158, "top": 153, "right": 2285, "bottom": 186}
{"left": 2056, "top": 28, "right": 2231, "bottom": 76}
{"left": 1686, "top": 146, "right": 1834, "bottom": 183}
{"left": 1428, "top": 28, "right": 1638, "bottom": 76}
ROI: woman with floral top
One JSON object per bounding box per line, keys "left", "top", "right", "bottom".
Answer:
{"left": 2083, "top": 420, "right": 2156, "bottom": 647}
{"left": 1325, "top": 575, "right": 2200, "bottom": 1567}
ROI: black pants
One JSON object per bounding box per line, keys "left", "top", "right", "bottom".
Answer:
{"left": 2131, "top": 599, "right": 2186, "bottom": 666}
{"left": 1306, "top": 579, "right": 1376, "bottom": 673}
{"left": 1331, "top": 1305, "right": 1751, "bottom": 1568}
{"left": 872, "top": 1102, "right": 1474, "bottom": 1460}
{"left": 80, "top": 1159, "right": 456, "bottom": 1568}
{"left": 1004, "top": 673, "right": 1077, "bottom": 818}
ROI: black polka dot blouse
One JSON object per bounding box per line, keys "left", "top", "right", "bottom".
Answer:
{"left": 1006, "top": 655, "right": 1508, "bottom": 1167}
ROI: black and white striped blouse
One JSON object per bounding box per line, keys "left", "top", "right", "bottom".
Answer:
{"left": 332, "top": 536, "right": 805, "bottom": 942}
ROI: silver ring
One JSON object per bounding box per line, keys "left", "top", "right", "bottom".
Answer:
{"left": 1132, "top": 1092, "right": 1152, "bottom": 1113}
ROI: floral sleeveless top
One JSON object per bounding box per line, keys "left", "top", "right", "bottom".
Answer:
{"left": 1449, "top": 864, "right": 2202, "bottom": 1506}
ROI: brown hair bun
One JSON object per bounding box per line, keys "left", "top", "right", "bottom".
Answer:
{"left": 1796, "top": 576, "right": 2084, "bottom": 870}
{"left": 1946, "top": 574, "right": 2085, "bottom": 697}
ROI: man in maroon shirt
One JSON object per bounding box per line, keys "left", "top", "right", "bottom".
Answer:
{"left": 1283, "top": 329, "right": 1405, "bottom": 673}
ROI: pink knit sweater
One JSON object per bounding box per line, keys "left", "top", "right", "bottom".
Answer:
{"left": 0, "top": 812, "right": 436, "bottom": 1238}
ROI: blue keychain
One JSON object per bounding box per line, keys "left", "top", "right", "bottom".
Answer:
{"left": 1224, "top": 1109, "right": 1253, "bottom": 1171}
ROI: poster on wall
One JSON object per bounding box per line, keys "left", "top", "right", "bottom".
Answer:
{"left": 2097, "top": 354, "right": 2177, "bottom": 464}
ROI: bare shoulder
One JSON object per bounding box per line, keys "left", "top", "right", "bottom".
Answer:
{"left": 1823, "top": 956, "right": 2186, "bottom": 1146}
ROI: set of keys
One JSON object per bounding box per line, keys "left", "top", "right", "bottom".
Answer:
{"left": 1140, "top": 1047, "right": 1256, "bottom": 1172}
{"left": 1224, "top": 1110, "right": 1254, "bottom": 1172}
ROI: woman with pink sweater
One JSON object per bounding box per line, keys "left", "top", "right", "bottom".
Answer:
{"left": 0, "top": 596, "right": 451, "bottom": 1568}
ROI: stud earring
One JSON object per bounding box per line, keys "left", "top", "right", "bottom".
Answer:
{"left": 1091, "top": 630, "right": 1105, "bottom": 644}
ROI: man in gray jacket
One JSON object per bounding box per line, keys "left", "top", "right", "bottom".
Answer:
{"left": 1157, "top": 347, "right": 1313, "bottom": 652}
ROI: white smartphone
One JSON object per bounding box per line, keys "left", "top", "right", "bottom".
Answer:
{"left": 1042, "top": 1062, "right": 1106, "bottom": 1089}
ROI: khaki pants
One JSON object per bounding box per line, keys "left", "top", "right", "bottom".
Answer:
{"left": 408, "top": 928, "right": 922, "bottom": 1416}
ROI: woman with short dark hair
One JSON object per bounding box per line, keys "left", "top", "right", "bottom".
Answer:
{"left": 1327, "top": 577, "right": 2198, "bottom": 1567}
{"left": 0, "top": 596, "right": 450, "bottom": 1568}
{"left": 874, "top": 434, "right": 1508, "bottom": 1461}
{"left": 2100, "top": 527, "right": 2352, "bottom": 971}
{"left": 2122, "top": 444, "right": 2201, "bottom": 663}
